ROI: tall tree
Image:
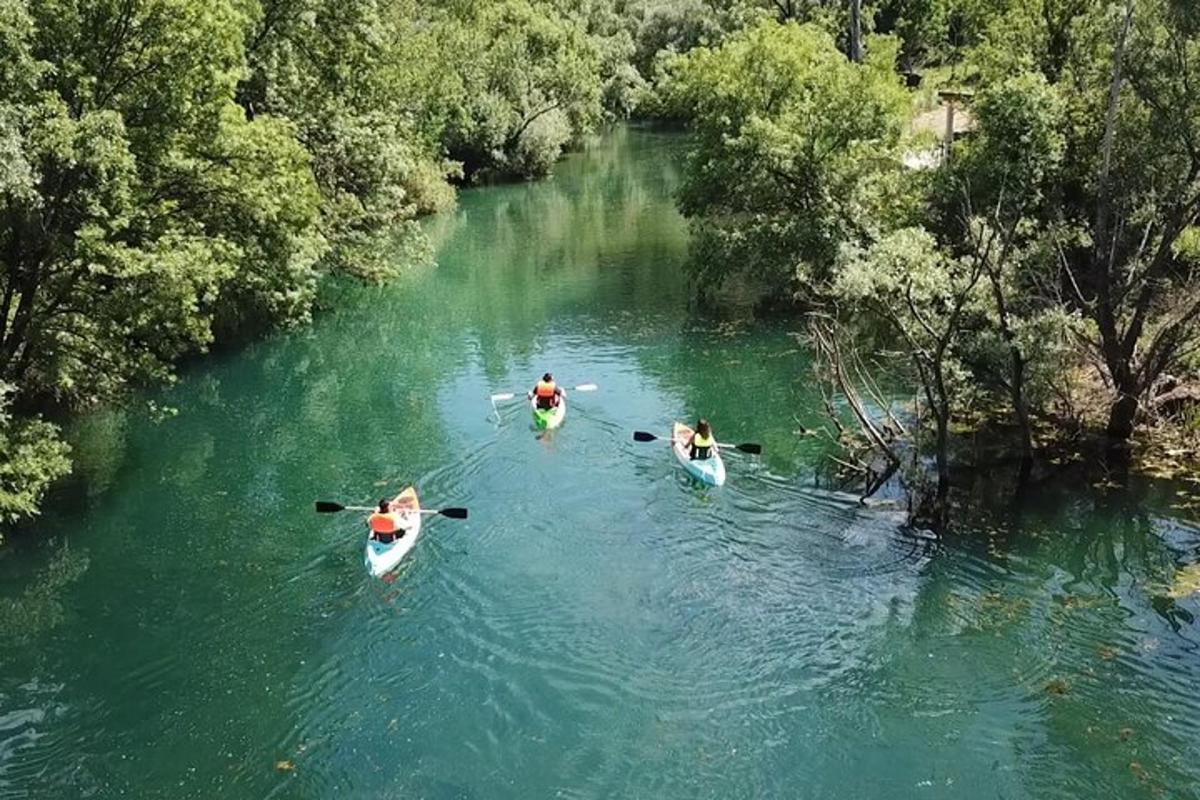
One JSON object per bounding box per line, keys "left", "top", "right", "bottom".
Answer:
{"left": 657, "top": 19, "right": 910, "bottom": 299}
{"left": 849, "top": 0, "right": 864, "bottom": 61}
{"left": 439, "top": 0, "right": 604, "bottom": 179}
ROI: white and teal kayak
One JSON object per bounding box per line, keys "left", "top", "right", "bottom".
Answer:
{"left": 364, "top": 486, "right": 423, "bottom": 577}
{"left": 531, "top": 392, "right": 567, "bottom": 429}
{"left": 672, "top": 421, "right": 726, "bottom": 486}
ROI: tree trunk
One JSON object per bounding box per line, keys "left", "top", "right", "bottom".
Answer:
{"left": 935, "top": 410, "right": 950, "bottom": 480}
{"left": 1011, "top": 352, "right": 1034, "bottom": 464}
{"left": 1094, "top": 0, "right": 1138, "bottom": 443}
{"left": 1106, "top": 388, "right": 1139, "bottom": 441}
{"left": 848, "top": 0, "right": 864, "bottom": 63}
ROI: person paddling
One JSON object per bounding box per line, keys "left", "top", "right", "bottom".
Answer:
{"left": 528, "top": 372, "right": 563, "bottom": 410}
{"left": 686, "top": 419, "right": 715, "bottom": 460}
{"left": 368, "top": 498, "right": 408, "bottom": 544}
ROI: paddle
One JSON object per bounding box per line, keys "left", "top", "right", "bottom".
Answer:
{"left": 490, "top": 382, "right": 598, "bottom": 403}
{"left": 489, "top": 383, "right": 598, "bottom": 415}
{"left": 314, "top": 501, "right": 469, "bottom": 519}
{"left": 632, "top": 430, "right": 763, "bottom": 455}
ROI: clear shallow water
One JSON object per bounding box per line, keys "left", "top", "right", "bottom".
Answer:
{"left": 2, "top": 126, "right": 1200, "bottom": 799}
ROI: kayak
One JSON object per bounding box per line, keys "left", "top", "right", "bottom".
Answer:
{"left": 672, "top": 421, "right": 726, "bottom": 486}
{"left": 531, "top": 392, "right": 567, "bottom": 429}
{"left": 363, "top": 486, "right": 423, "bottom": 577}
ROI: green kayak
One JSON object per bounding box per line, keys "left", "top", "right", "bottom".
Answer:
{"left": 531, "top": 393, "right": 566, "bottom": 429}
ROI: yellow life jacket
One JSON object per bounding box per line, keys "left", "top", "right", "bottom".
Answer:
{"left": 693, "top": 432, "right": 713, "bottom": 448}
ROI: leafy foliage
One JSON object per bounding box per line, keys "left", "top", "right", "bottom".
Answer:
{"left": 0, "top": 383, "right": 70, "bottom": 527}
{"left": 438, "top": 0, "right": 604, "bottom": 179}
{"left": 658, "top": 20, "right": 911, "bottom": 298}
{"left": 0, "top": 0, "right": 629, "bottom": 530}
{"left": 659, "top": 0, "right": 1200, "bottom": 481}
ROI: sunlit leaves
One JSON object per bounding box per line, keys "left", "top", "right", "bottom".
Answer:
{"left": 438, "top": 0, "right": 604, "bottom": 179}
{"left": 0, "top": 383, "right": 71, "bottom": 526}
{"left": 659, "top": 20, "right": 910, "bottom": 297}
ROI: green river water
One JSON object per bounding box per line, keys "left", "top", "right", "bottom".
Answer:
{"left": 3, "top": 126, "right": 1200, "bottom": 799}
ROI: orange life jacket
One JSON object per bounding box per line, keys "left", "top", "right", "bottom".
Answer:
{"left": 535, "top": 380, "right": 557, "bottom": 398}
{"left": 368, "top": 511, "right": 398, "bottom": 534}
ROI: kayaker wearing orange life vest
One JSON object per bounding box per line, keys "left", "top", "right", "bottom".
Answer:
{"left": 528, "top": 372, "right": 563, "bottom": 410}
{"left": 368, "top": 498, "right": 408, "bottom": 544}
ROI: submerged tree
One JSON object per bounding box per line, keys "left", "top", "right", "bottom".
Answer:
{"left": 834, "top": 227, "right": 987, "bottom": 482}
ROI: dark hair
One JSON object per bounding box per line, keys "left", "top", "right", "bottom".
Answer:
{"left": 697, "top": 418, "right": 711, "bottom": 436}
{"left": 542, "top": 372, "right": 553, "bottom": 382}
{"left": 378, "top": 498, "right": 389, "bottom": 512}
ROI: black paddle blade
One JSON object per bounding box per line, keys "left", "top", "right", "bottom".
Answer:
{"left": 315, "top": 501, "right": 346, "bottom": 513}
{"left": 439, "top": 507, "right": 469, "bottom": 519}
{"left": 633, "top": 431, "right": 658, "bottom": 442}
{"left": 736, "top": 443, "right": 763, "bottom": 455}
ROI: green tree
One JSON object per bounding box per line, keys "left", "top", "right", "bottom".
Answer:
{"left": 0, "top": 0, "right": 332, "bottom": 532}
{"left": 937, "top": 71, "right": 1069, "bottom": 462}
{"left": 834, "top": 227, "right": 987, "bottom": 482}
{"left": 1, "top": 0, "right": 325, "bottom": 399}
{"left": 658, "top": 20, "right": 910, "bottom": 300}
{"left": 0, "top": 382, "right": 70, "bottom": 529}
{"left": 238, "top": 0, "right": 456, "bottom": 282}
{"left": 962, "top": 0, "right": 1200, "bottom": 442}
{"left": 440, "top": 0, "right": 604, "bottom": 179}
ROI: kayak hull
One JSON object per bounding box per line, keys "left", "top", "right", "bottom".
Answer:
{"left": 531, "top": 393, "right": 567, "bottom": 429}
{"left": 673, "top": 421, "right": 726, "bottom": 486}
{"left": 363, "top": 487, "right": 422, "bottom": 577}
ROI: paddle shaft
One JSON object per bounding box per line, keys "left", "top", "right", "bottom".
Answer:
{"left": 339, "top": 506, "right": 450, "bottom": 514}
{"left": 632, "top": 431, "right": 760, "bottom": 454}
{"left": 315, "top": 502, "right": 467, "bottom": 518}
{"left": 491, "top": 383, "right": 597, "bottom": 403}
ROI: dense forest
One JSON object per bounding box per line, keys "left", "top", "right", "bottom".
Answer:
{"left": 3, "top": 0, "right": 1199, "bottom": 529}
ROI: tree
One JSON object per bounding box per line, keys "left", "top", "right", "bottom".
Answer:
{"left": 0, "top": 382, "right": 70, "bottom": 529}
{"left": 238, "top": 0, "right": 456, "bottom": 282}
{"left": 940, "top": 71, "right": 1069, "bottom": 463}
{"left": 834, "top": 227, "right": 987, "bottom": 483}
{"left": 849, "top": 0, "right": 864, "bottom": 61}
{"left": 439, "top": 0, "right": 604, "bottom": 179}
{"left": 972, "top": 0, "right": 1200, "bottom": 442}
{"left": 657, "top": 20, "right": 910, "bottom": 300}
{"left": 0, "top": 0, "right": 331, "bottom": 533}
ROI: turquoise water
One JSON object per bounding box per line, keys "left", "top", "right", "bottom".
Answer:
{"left": 2, "top": 126, "right": 1199, "bottom": 799}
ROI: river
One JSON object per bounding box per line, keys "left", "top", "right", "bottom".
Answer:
{"left": 2, "top": 126, "right": 1199, "bottom": 799}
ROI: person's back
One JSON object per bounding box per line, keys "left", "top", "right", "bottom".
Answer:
{"left": 368, "top": 499, "right": 406, "bottom": 544}
{"left": 690, "top": 419, "right": 714, "bottom": 460}
{"left": 530, "top": 372, "right": 561, "bottom": 410}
